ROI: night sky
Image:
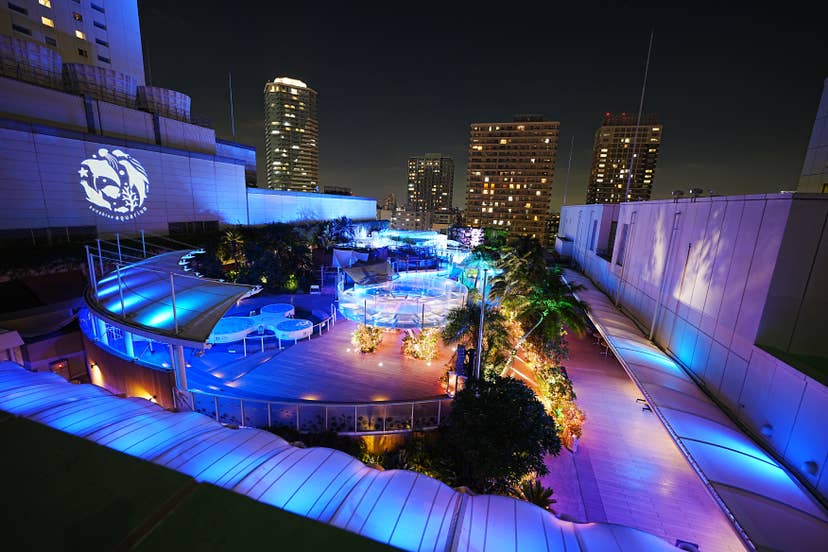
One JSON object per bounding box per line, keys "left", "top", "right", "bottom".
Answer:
{"left": 138, "top": 2, "right": 827, "bottom": 211}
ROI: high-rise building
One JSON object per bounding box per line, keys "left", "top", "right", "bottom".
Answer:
{"left": 407, "top": 153, "right": 454, "bottom": 216}
{"left": 586, "top": 113, "right": 662, "bottom": 204}
{"left": 465, "top": 115, "right": 559, "bottom": 244}
{"left": 264, "top": 77, "right": 319, "bottom": 192}
{"left": 1, "top": 0, "right": 145, "bottom": 85}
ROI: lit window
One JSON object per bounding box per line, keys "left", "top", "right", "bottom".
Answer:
{"left": 73, "top": 11, "right": 83, "bottom": 21}
{"left": 536, "top": 191, "right": 541, "bottom": 196}
{"left": 75, "top": 29, "right": 86, "bottom": 40}
{"left": 499, "top": 139, "right": 508, "bottom": 144}
{"left": 39, "top": 0, "right": 51, "bottom": 7}
{"left": 41, "top": 16, "right": 54, "bottom": 27}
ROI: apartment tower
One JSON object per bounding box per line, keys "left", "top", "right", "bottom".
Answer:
{"left": 586, "top": 113, "right": 662, "bottom": 204}
{"left": 466, "top": 115, "right": 559, "bottom": 244}
{"left": 264, "top": 77, "right": 319, "bottom": 192}
{"left": 407, "top": 153, "right": 454, "bottom": 224}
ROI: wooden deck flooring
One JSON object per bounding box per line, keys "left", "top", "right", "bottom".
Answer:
{"left": 191, "top": 317, "right": 452, "bottom": 403}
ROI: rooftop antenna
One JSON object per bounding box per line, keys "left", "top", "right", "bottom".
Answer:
{"left": 228, "top": 72, "right": 236, "bottom": 139}
{"left": 144, "top": 42, "right": 153, "bottom": 87}
{"left": 562, "top": 135, "right": 574, "bottom": 206}
{"left": 624, "top": 28, "right": 654, "bottom": 203}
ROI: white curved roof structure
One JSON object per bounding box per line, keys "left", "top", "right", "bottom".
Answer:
{"left": 562, "top": 269, "right": 828, "bottom": 551}
{"left": 87, "top": 250, "right": 259, "bottom": 345}
{"left": 0, "top": 361, "right": 679, "bottom": 551}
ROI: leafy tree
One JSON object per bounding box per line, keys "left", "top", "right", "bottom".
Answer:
{"left": 529, "top": 360, "right": 586, "bottom": 450}
{"left": 512, "top": 479, "right": 558, "bottom": 514}
{"left": 329, "top": 216, "right": 355, "bottom": 244}
{"left": 437, "top": 376, "right": 561, "bottom": 493}
{"left": 441, "top": 302, "right": 510, "bottom": 377}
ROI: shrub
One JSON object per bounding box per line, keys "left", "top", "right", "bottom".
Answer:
{"left": 401, "top": 328, "right": 440, "bottom": 361}
{"left": 352, "top": 324, "right": 384, "bottom": 353}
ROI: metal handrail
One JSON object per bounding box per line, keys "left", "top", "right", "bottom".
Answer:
{"left": 190, "top": 389, "right": 451, "bottom": 436}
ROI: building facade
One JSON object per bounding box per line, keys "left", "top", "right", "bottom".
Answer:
{"left": 586, "top": 113, "right": 662, "bottom": 204}
{"left": 1, "top": 0, "right": 145, "bottom": 86}
{"left": 465, "top": 115, "right": 559, "bottom": 245}
{"left": 264, "top": 77, "right": 319, "bottom": 193}
{"left": 407, "top": 153, "right": 454, "bottom": 216}
{"left": 798, "top": 78, "right": 828, "bottom": 194}
{"left": 557, "top": 193, "right": 828, "bottom": 502}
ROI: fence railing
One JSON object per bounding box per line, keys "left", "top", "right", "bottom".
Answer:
{"left": 0, "top": 57, "right": 212, "bottom": 128}
{"left": 215, "top": 305, "right": 337, "bottom": 358}
{"left": 191, "top": 392, "right": 452, "bottom": 435}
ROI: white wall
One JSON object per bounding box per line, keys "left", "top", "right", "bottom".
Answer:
{"left": 798, "top": 78, "right": 828, "bottom": 194}
{"left": 560, "top": 193, "right": 828, "bottom": 501}
{"left": 0, "top": 77, "right": 217, "bottom": 154}
{"left": 0, "top": 123, "right": 379, "bottom": 238}
{"left": 0, "top": 76, "right": 87, "bottom": 131}
{"left": 0, "top": 124, "right": 248, "bottom": 235}
{"left": 247, "top": 188, "right": 377, "bottom": 225}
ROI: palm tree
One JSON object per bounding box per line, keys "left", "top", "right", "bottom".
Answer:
{"left": 512, "top": 479, "right": 558, "bottom": 514}
{"left": 441, "top": 302, "right": 511, "bottom": 377}
{"left": 501, "top": 268, "right": 588, "bottom": 372}
{"left": 217, "top": 228, "right": 246, "bottom": 267}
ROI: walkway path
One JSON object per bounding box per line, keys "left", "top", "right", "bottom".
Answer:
{"left": 551, "top": 268, "right": 828, "bottom": 551}
{"left": 541, "top": 331, "right": 746, "bottom": 552}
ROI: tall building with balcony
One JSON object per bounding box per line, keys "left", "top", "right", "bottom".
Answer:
{"left": 407, "top": 153, "right": 454, "bottom": 224}
{"left": 586, "top": 113, "right": 662, "bottom": 204}
{"left": 264, "top": 77, "right": 319, "bottom": 192}
{"left": 465, "top": 115, "right": 559, "bottom": 244}
{"left": 1, "top": 0, "right": 145, "bottom": 86}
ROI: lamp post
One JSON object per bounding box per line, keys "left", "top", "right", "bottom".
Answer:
{"left": 474, "top": 268, "right": 488, "bottom": 381}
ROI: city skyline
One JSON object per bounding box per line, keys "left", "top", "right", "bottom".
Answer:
{"left": 138, "top": 3, "right": 827, "bottom": 209}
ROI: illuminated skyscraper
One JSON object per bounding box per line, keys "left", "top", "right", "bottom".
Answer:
{"left": 264, "top": 77, "right": 319, "bottom": 192}
{"left": 586, "top": 113, "right": 662, "bottom": 204}
{"left": 0, "top": 0, "right": 145, "bottom": 85}
{"left": 407, "top": 153, "right": 454, "bottom": 223}
{"left": 465, "top": 115, "right": 559, "bottom": 244}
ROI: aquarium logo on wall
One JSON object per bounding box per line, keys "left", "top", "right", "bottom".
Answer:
{"left": 79, "top": 148, "right": 149, "bottom": 221}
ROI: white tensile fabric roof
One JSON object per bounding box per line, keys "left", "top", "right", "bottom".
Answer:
{"left": 87, "top": 250, "right": 259, "bottom": 344}
{"left": 562, "top": 269, "right": 828, "bottom": 551}
{"left": 0, "top": 361, "right": 678, "bottom": 552}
